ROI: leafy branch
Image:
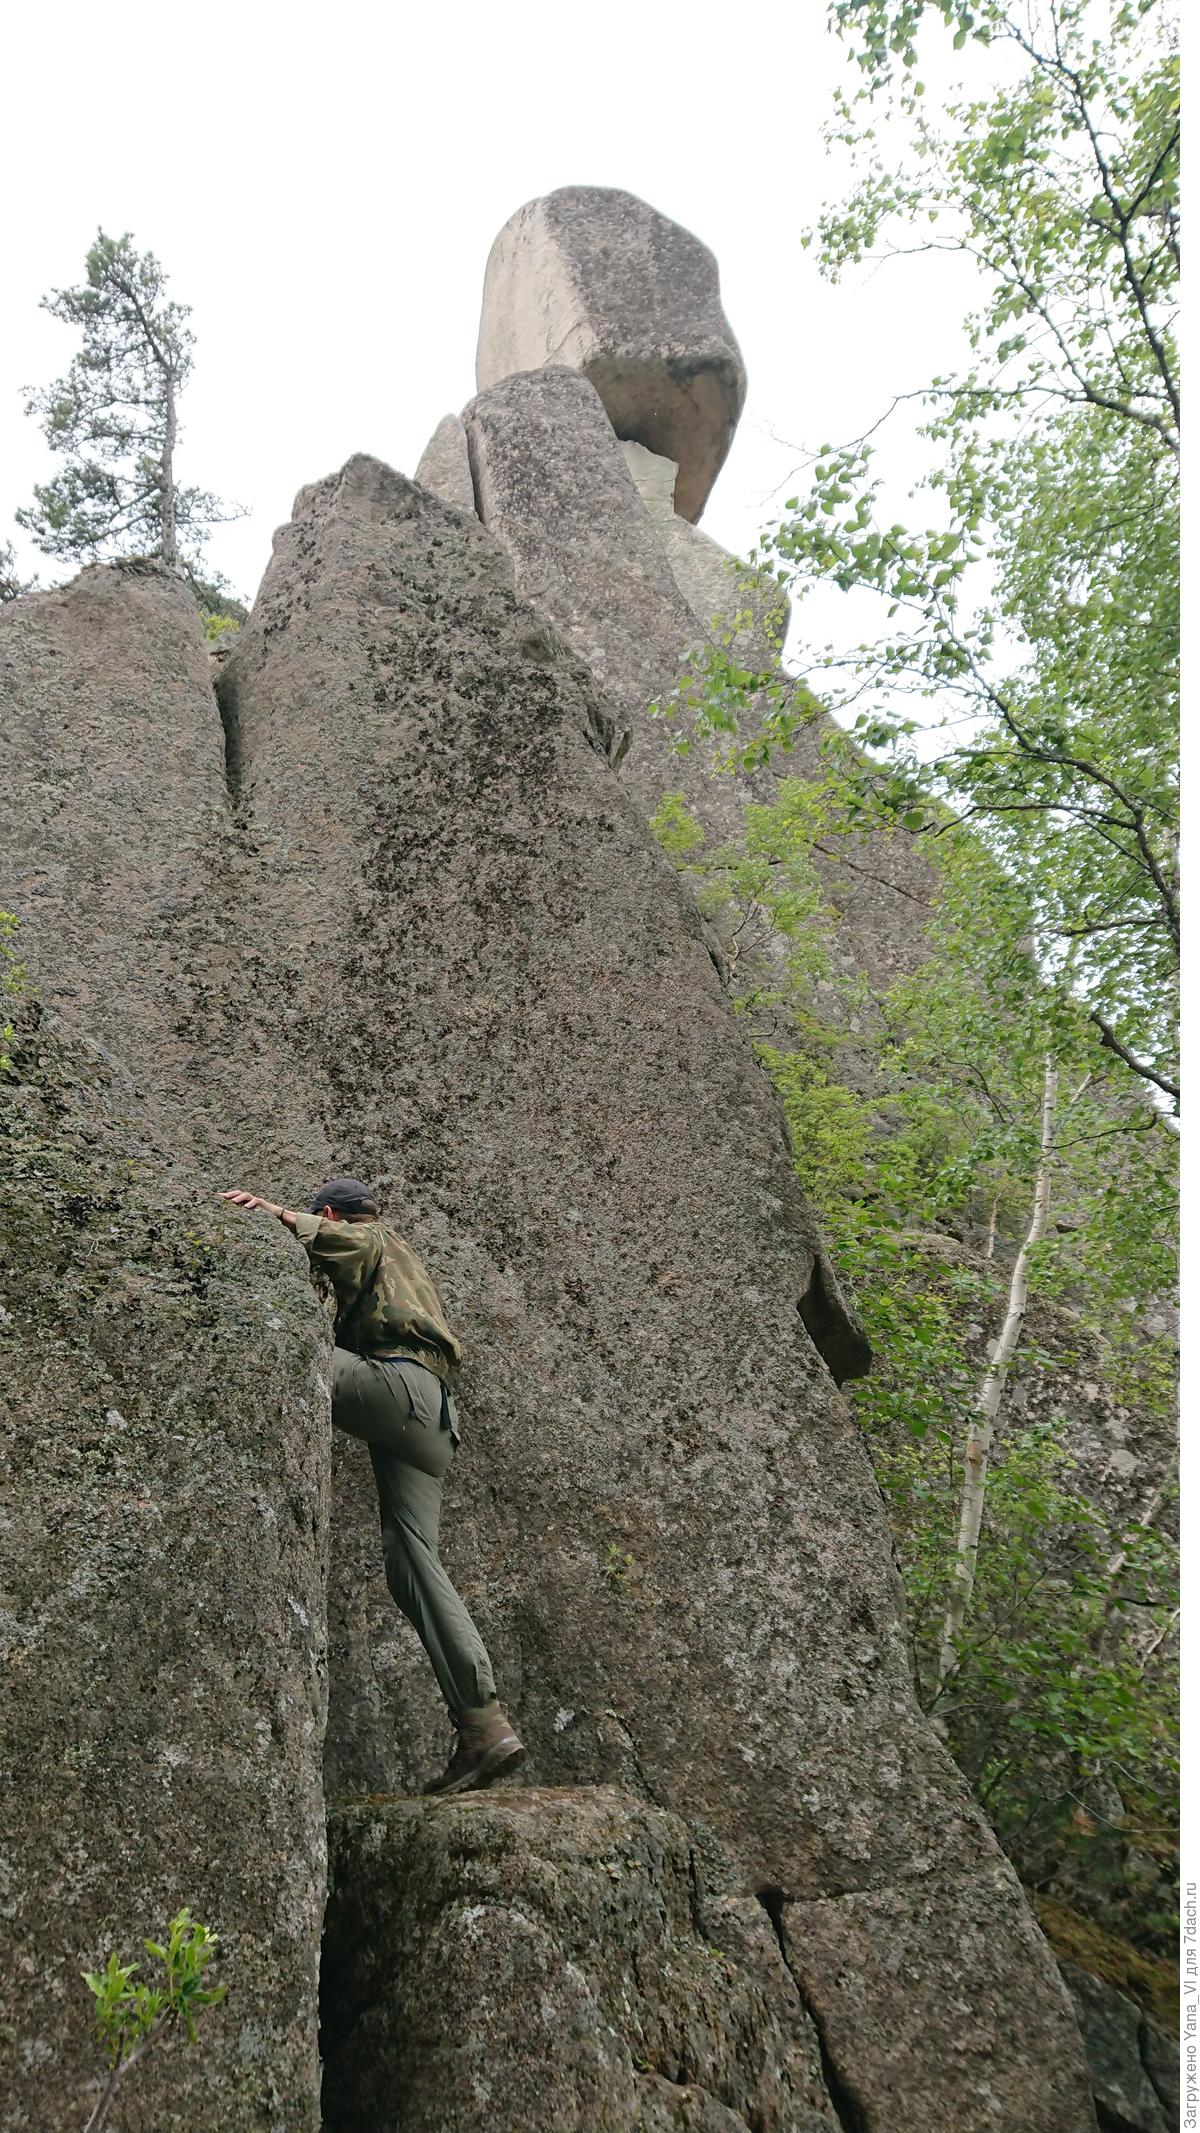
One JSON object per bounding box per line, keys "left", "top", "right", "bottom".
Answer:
{"left": 81, "top": 1909, "right": 225, "bottom": 2133}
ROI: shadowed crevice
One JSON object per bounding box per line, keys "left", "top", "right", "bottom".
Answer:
{"left": 213, "top": 657, "right": 243, "bottom": 803}
{"left": 799, "top": 1248, "right": 872, "bottom": 1388}
{"left": 756, "top": 1887, "right": 867, "bottom": 2133}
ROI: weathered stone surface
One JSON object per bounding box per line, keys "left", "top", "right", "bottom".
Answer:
{"left": 783, "top": 1876, "right": 1099, "bottom": 2133}
{"left": 463, "top": 365, "right": 934, "bottom": 1013}
{"left": 321, "top": 1789, "right": 841, "bottom": 2132}
{"left": 1, "top": 563, "right": 228, "bottom": 1119}
{"left": 1060, "top": 1962, "right": 1171, "bottom": 2133}
{"left": 475, "top": 187, "right": 747, "bottom": 522}
{"left": 621, "top": 441, "right": 790, "bottom": 675}
{"left": 464, "top": 368, "right": 703, "bottom": 754}
{"left": 415, "top": 412, "right": 478, "bottom": 517}
{"left": 0, "top": 566, "right": 331, "bottom": 2129}
{"left": 1141, "top": 2020, "right": 1180, "bottom": 2124}
{"left": 222, "top": 458, "right": 1094, "bottom": 2129}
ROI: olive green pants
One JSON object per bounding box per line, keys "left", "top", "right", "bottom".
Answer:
{"left": 331, "top": 1347, "right": 497, "bottom": 1724}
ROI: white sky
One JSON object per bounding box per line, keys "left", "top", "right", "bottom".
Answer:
{"left": 2, "top": 0, "right": 992, "bottom": 651}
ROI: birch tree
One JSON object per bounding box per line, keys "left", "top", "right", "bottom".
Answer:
{"left": 652, "top": 786, "right": 1178, "bottom": 1931}
{"left": 658, "top": 0, "right": 1179, "bottom": 1108}
{"left": 937, "top": 1053, "right": 1058, "bottom": 1683}
{"left": 18, "top": 231, "right": 239, "bottom": 577}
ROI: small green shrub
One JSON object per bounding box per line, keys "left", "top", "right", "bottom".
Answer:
{"left": 82, "top": 1909, "right": 225, "bottom": 2133}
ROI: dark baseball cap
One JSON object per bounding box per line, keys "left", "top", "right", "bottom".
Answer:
{"left": 308, "top": 1176, "right": 380, "bottom": 1217}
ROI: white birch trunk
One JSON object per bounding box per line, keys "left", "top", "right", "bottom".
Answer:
{"left": 937, "top": 1055, "right": 1058, "bottom": 1685}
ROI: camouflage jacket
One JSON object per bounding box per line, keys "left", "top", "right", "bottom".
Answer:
{"left": 292, "top": 1214, "right": 462, "bottom": 1382}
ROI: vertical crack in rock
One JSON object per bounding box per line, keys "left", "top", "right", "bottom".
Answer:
{"left": 213, "top": 653, "right": 243, "bottom": 803}
{"left": 464, "top": 411, "right": 488, "bottom": 525}
{"left": 757, "top": 1889, "right": 866, "bottom": 2133}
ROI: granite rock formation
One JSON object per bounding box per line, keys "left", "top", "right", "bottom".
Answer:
{"left": 415, "top": 412, "right": 478, "bottom": 518}
{"left": 322, "top": 1790, "right": 842, "bottom": 2133}
{"left": 462, "top": 366, "right": 708, "bottom": 789}
{"left": 0, "top": 180, "right": 1123, "bottom": 2132}
{"left": 1, "top": 566, "right": 331, "bottom": 2130}
{"left": 1060, "top": 1963, "right": 1175, "bottom": 2133}
{"left": 465, "top": 288, "right": 933, "bottom": 1006}
{"left": 475, "top": 187, "right": 747, "bottom": 522}
{"left": 223, "top": 458, "right": 1092, "bottom": 2131}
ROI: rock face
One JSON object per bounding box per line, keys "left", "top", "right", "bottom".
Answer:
{"left": 461, "top": 362, "right": 934, "bottom": 1027}
{"left": 415, "top": 412, "right": 478, "bottom": 517}
{"left": 0, "top": 164, "right": 1142, "bottom": 2129}
{"left": 463, "top": 368, "right": 706, "bottom": 771}
{"left": 1, "top": 563, "right": 228, "bottom": 1116}
{"left": 1060, "top": 1963, "right": 1174, "bottom": 2133}
{"left": 322, "top": 1790, "right": 842, "bottom": 2133}
{"left": 0, "top": 565, "right": 331, "bottom": 2130}
{"left": 621, "top": 440, "right": 789, "bottom": 676}
{"left": 475, "top": 187, "right": 747, "bottom": 522}
{"left": 220, "top": 458, "right": 1095, "bottom": 2132}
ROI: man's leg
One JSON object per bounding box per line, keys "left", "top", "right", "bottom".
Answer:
{"left": 370, "top": 1446, "right": 499, "bottom": 1724}
{"left": 329, "top": 1348, "right": 522, "bottom": 1792}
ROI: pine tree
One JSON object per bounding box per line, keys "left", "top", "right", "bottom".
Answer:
{"left": 0, "top": 540, "right": 33, "bottom": 602}
{"left": 17, "top": 231, "right": 241, "bottom": 578}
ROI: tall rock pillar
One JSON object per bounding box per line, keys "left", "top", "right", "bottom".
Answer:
{"left": 1, "top": 564, "right": 331, "bottom": 2131}
{"left": 224, "top": 459, "right": 1096, "bottom": 2133}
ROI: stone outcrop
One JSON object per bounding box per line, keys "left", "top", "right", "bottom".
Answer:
{"left": 0, "top": 148, "right": 1163, "bottom": 2125}
{"left": 460, "top": 356, "right": 937, "bottom": 1032}
{"left": 0, "top": 473, "right": 1101, "bottom": 2131}
{"left": 621, "top": 439, "right": 790, "bottom": 676}
{"left": 0, "top": 171, "right": 1170, "bottom": 2130}
{"left": 1060, "top": 1963, "right": 1175, "bottom": 2133}
{"left": 415, "top": 412, "right": 478, "bottom": 518}
{"left": 0, "top": 565, "right": 331, "bottom": 2130}
{"left": 322, "top": 1790, "right": 842, "bottom": 2133}
{"left": 463, "top": 366, "right": 706, "bottom": 774}
{"left": 219, "top": 458, "right": 1096, "bottom": 2131}
{"left": 460, "top": 361, "right": 933, "bottom": 1012}
{"left": 1, "top": 563, "right": 229, "bottom": 1117}
{"left": 475, "top": 187, "right": 747, "bottom": 522}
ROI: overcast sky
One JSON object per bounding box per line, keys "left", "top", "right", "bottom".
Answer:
{"left": 3, "top": 2, "right": 995, "bottom": 657}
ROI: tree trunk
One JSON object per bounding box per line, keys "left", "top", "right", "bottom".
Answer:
{"left": 82, "top": 2013, "right": 170, "bottom": 2133}
{"left": 937, "top": 1056, "right": 1058, "bottom": 1684}
{"left": 160, "top": 370, "right": 177, "bottom": 564}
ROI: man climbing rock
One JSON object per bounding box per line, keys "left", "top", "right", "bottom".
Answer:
{"left": 220, "top": 1176, "right": 525, "bottom": 1796}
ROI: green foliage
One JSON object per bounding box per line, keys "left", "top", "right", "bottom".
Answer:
{"left": 602, "top": 1541, "right": 634, "bottom": 1588}
{"left": 82, "top": 1910, "right": 225, "bottom": 2131}
{"left": 654, "top": 0, "right": 1179, "bottom": 1110}
{"left": 192, "top": 571, "right": 248, "bottom": 637}
{"left": 652, "top": 774, "right": 1177, "bottom": 1951}
{"left": 648, "top": 791, "right": 705, "bottom": 860}
{"left": 0, "top": 912, "right": 26, "bottom": 1071}
{"left": 18, "top": 230, "right": 243, "bottom": 578}
{"left": 878, "top": 1408, "right": 1178, "bottom": 1944}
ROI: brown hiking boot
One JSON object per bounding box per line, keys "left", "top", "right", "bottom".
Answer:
{"left": 422, "top": 1704, "right": 526, "bottom": 1797}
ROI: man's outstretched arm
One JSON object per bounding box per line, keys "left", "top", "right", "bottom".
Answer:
{"left": 220, "top": 1188, "right": 300, "bottom": 1230}
{"left": 219, "top": 1189, "right": 376, "bottom": 1314}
